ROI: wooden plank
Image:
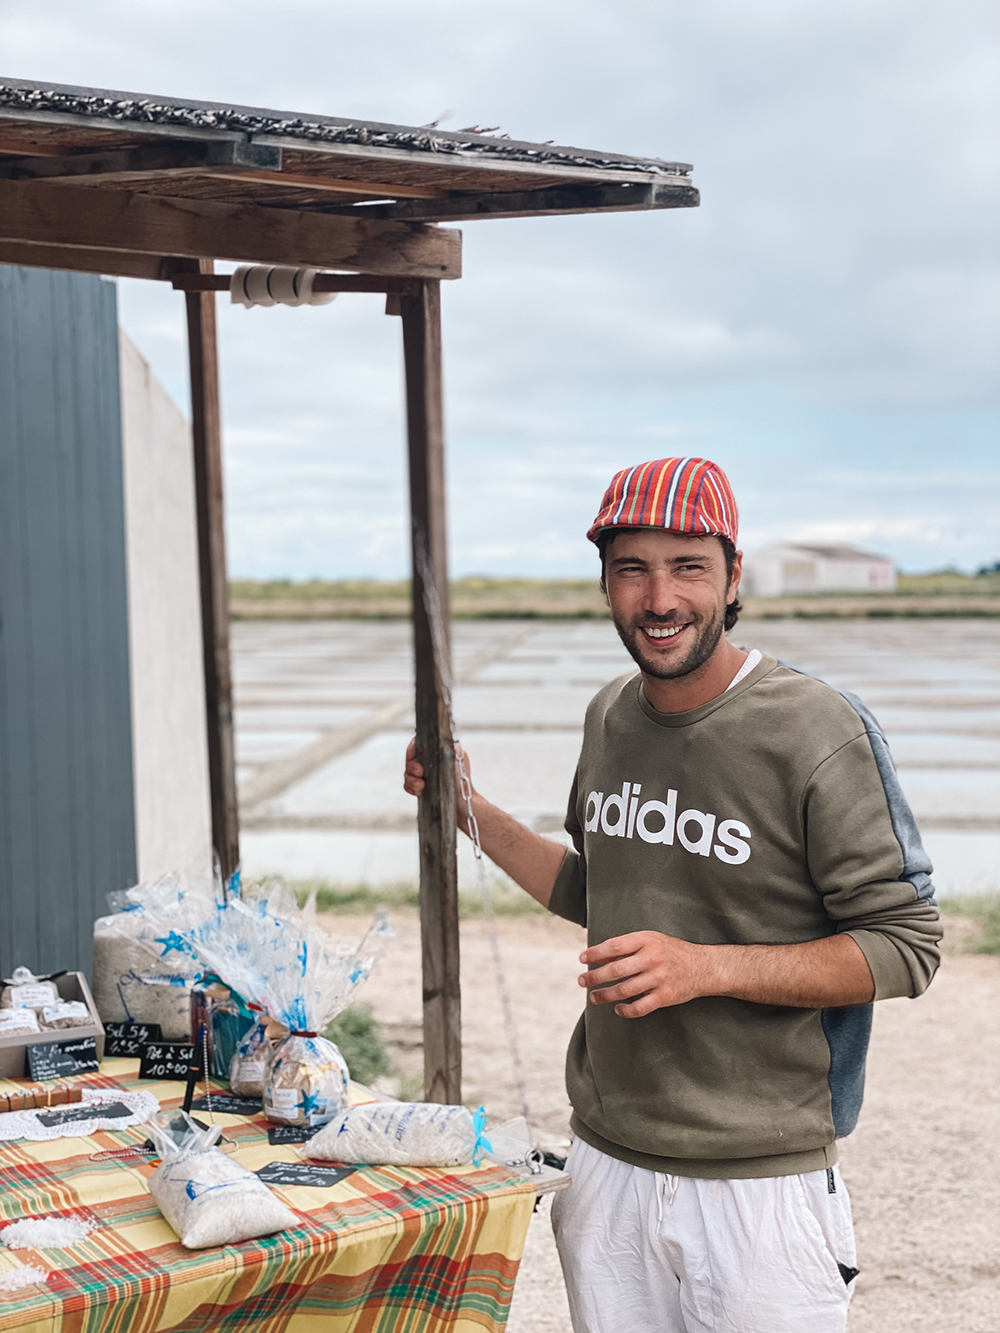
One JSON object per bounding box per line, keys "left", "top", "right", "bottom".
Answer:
{"left": 324, "top": 179, "right": 699, "bottom": 222}
{"left": 0, "top": 241, "right": 174, "bottom": 280}
{"left": 399, "top": 280, "right": 462, "bottom": 1105}
{"left": 0, "top": 140, "right": 282, "bottom": 180}
{"left": 0, "top": 177, "right": 462, "bottom": 279}
{"left": 170, "top": 272, "right": 422, "bottom": 295}
{"left": 189, "top": 171, "right": 449, "bottom": 199}
{"left": 177, "top": 258, "right": 241, "bottom": 886}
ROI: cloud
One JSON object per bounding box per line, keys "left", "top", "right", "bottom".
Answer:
{"left": 10, "top": 0, "right": 997, "bottom": 576}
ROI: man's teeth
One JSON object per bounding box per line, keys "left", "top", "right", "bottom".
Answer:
{"left": 645, "top": 625, "right": 685, "bottom": 639}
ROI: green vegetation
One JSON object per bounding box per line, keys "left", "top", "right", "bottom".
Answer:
{"left": 896, "top": 569, "right": 1000, "bottom": 596}
{"left": 323, "top": 1002, "right": 391, "bottom": 1086}
{"left": 939, "top": 895, "right": 1000, "bottom": 955}
{"left": 297, "top": 878, "right": 545, "bottom": 918}
{"left": 229, "top": 572, "right": 1000, "bottom": 621}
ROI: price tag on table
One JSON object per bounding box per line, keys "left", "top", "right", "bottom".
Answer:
{"left": 104, "top": 1022, "right": 162, "bottom": 1057}
{"left": 190, "top": 1094, "right": 263, "bottom": 1116}
{"left": 256, "top": 1161, "right": 354, "bottom": 1188}
{"left": 267, "top": 1124, "right": 320, "bottom": 1145}
{"left": 139, "top": 1042, "right": 198, "bottom": 1081}
{"left": 36, "top": 1100, "right": 133, "bottom": 1129}
{"left": 27, "top": 1037, "right": 100, "bottom": 1081}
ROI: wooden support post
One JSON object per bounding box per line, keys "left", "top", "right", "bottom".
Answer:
{"left": 178, "top": 258, "right": 241, "bottom": 887}
{"left": 400, "top": 280, "right": 462, "bottom": 1104}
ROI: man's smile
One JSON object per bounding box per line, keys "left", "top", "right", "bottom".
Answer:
{"left": 642, "top": 623, "right": 690, "bottom": 641}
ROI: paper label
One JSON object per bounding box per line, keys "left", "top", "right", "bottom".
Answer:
{"left": 9, "top": 984, "right": 56, "bottom": 1009}
{"left": 239, "top": 1060, "right": 265, "bottom": 1082}
{"left": 0, "top": 1007, "right": 38, "bottom": 1032}
{"left": 266, "top": 1088, "right": 299, "bottom": 1110}
{"left": 42, "top": 1002, "right": 89, "bottom": 1023}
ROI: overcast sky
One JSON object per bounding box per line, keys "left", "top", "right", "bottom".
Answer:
{"left": 5, "top": 0, "right": 998, "bottom": 577}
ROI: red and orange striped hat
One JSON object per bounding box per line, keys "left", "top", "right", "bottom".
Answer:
{"left": 587, "top": 457, "right": 738, "bottom": 546}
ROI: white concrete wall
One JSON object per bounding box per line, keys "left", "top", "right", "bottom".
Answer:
{"left": 119, "top": 331, "right": 213, "bottom": 882}
{"left": 743, "top": 545, "right": 898, "bottom": 596}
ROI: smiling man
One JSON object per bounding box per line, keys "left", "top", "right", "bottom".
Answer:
{"left": 403, "top": 457, "right": 941, "bottom": 1333}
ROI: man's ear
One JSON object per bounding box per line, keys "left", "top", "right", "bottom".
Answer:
{"left": 728, "top": 549, "right": 744, "bottom": 603}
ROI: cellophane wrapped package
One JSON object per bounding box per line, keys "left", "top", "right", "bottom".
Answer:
{"left": 92, "top": 873, "right": 215, "bottom": 1038}
{"left": 308, "top": 1103, "right": 491, "bottom": 1168}
{"left": 123, "top": 879, "right": 392, "bottom": 1125}
{"left": 228, "top": 1014, "right": 273, "bottom": 1098}
{"left": 145, "top": 1111, "right": 297, "bottom": 1249}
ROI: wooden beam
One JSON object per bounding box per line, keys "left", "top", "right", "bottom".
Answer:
{"left": 400, "top": 280, "right": 462, "bottom": 1105}
{"left": 177, "top": 257, "right": 241, "bottom": 887}
{"left": 0, "top": 140, "right": 282, "bottom": 181}
{"left": 1, "top": 143, "right": 447, "bottom": 199}
{"left": 0, "top": 240, "right": 175, "bottom": 280}
{"left": 0, "top": 177, "right": 462, "bottom": 278}
{"left": 324, "top": 178, "right": 699, "bottom": 222}
{"left": 169, "top": 272, "right": 423, "bottom": 295}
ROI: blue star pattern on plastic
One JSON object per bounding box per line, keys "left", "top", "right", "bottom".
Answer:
{"left": 298, "top": 1088, "right": 323, "bottom": 1120}
{"left": 155, "top": 931, "right": 195, "bottom": 958}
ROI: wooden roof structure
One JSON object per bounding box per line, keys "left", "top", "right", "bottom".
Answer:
{"left": 0, "top": 78, "right": 698, "bottom": 1103}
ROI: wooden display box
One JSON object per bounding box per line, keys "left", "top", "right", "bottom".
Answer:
{"left": 0, "top": 971, "right": 105, "bottom": 1079}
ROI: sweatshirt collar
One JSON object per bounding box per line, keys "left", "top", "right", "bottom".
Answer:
{"left": 635, "top": 651, "right": 777, "bottom": 728}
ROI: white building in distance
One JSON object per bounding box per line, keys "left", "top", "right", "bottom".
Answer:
{"left": 741, "top": 543, "right": 898, "bottom": 597}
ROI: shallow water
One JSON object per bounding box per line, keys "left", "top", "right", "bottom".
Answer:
{"left": 236, "top": 618, "right": 999, "bottom": 897}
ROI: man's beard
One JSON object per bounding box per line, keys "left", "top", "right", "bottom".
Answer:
{"left": 612, "top": 604, "right": 727, "bottom": 681}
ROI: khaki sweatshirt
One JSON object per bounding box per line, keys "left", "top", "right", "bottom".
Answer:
{"left": 549, "top": 652, "right": 941, "bottom": 1179}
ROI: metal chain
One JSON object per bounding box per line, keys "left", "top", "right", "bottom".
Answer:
{"left": 415, "top": 542, "right": 539, "bottom": 1157}
{"left": 201, "top": 1024, "right": 213, "bottom": 1124}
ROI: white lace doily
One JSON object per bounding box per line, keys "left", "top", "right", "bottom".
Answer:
{"left": 0, "top": 1090, "right": 159, "bottom": 1142}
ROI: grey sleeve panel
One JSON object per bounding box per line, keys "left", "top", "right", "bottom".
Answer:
{"left": 549, "top": 849, "right": 588, "bottom": 927}
{"left": 821, "top": 1004, "right": 873, "bottom": 1138}
{"left": 838, "top": 690, "right": 937, "bottom": 904}
{"left": 548, "top": 766, "right": 588, "bottom": 927}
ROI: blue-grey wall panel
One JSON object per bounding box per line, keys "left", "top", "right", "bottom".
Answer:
{"left": 0, "top": 265, "right": 136, "bottom": 980}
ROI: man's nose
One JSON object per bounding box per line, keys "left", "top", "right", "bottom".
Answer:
{"left": 642, "top": 572, "right": 679, "bottom": 617}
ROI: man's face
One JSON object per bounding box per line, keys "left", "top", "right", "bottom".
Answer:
{"left": 603, "top": 530, "right": 741, "bottom": 681}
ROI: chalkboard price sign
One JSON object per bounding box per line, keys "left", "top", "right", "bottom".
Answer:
{"left": 36, "top": 1100, "right": 133, "bottom": 1129}
{"left": 190, "top": 1094, "right": 263, "bottom": 1116}
{"left": 27, "top": 1037, "right": 100, "bottom": 1082}
{"left": 139, "top": 1042, "right": 198, "bottom": 1081}
{"left": 267, "top": 1124, "right": 319, "bottom": 1145}
{"left": 104, "top": 1022, "right": 162, "bottom": 1057}
{"left": 256, "top": 1161, "right": 354, "bottom": 1188}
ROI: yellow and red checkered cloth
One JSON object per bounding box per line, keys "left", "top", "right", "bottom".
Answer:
{"left": 0, "top": 1062, "right": 536, "bottom": 1333}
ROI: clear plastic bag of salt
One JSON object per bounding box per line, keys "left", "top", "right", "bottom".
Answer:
{"left": 145, "top": 1111, "right": 297, "bottom": 1249}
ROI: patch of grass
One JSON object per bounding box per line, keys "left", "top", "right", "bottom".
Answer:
{"left": 938, "top": 895, "right": 1000, "bottom": 955}
{"left": 323, "top": 1002, "right": 392, "bottom": 1086}
{"left": 297, "top": 879, "right": 546, "bottom": 918}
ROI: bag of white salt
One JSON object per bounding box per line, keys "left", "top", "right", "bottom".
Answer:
{"left": 0, "top": 1007, "right": 40, "bottom": 1036}
{"left": 40, "top": 1001, "right": 91, "bottom": 1030}
{"left": 145, "top": 1111, "right": 296, "bottom": 1249}
{"left": 308, "top": 1102, "right": 491, "bottom": 1168}
{"left": 1, "top": 968, "right": 59, "bottom": 1011}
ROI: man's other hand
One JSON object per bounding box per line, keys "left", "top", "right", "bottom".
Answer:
{"left": 579, "top": 932, "right": 708, "bottom": 1017}
{"left": 579, "top": 928, "right": 876, "bottom": 1014}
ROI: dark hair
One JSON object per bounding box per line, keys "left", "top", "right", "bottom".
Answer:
{"left": 596, "top": 529, "right": 742, "bottom": 632}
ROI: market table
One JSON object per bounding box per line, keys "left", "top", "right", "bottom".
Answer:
{"left": 0, "top": 1060, "right": 539, "bottom": 1333}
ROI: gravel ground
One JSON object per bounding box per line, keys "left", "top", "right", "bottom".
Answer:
{"left": 321, "top": 908, "right": 1000, "bottom": 1332}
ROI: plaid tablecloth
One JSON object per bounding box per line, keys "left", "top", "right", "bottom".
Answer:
{"left": 0, "top": 1061, "right": 536, "bottom": 1333}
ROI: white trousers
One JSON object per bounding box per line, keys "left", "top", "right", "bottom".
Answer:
{"left": 551, "top": 1136, "right": 857, "bottom": 1333}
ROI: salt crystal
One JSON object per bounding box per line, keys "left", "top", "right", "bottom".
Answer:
{"left": 0, "top": 1264, "right": 49, "bottom": 1291}
{"left": 1, "top": 1217, "right": 96, "bottom": 1249}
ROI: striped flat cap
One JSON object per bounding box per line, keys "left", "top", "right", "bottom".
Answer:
{"left": 587, "top": 457, "right": 739, "bottom": 546}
